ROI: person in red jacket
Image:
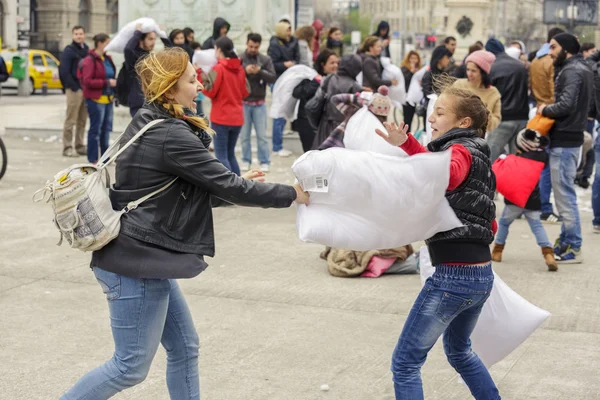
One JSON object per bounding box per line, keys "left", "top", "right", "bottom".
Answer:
{"left": 202, "top": 36, "right": 250, "bottom": 175}
{"left": 81, "top": 33, "right": 117, "bottom": 164}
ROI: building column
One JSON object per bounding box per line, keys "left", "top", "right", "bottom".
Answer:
{"left": 2, "top": 0, "right": 18, "bottom": 49}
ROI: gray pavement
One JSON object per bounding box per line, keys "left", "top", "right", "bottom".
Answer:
{"left": 1, "top": 104, "right": 600, "bottom": 399}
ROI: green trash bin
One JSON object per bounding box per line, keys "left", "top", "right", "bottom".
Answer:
{"left": 11, "top": 55, "right": 27, "bottom": 81}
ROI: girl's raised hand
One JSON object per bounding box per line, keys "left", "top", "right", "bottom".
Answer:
{"left": 375, "top": 121, "right": 409, "bottom": 147}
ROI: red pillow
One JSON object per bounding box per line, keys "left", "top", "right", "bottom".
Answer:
{"left": 492, "top": 155, "right": 545, "bottom": 208}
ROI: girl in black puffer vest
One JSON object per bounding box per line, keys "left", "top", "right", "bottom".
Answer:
{"left": 375, "top": 84, "right": 501, "bottom": 400}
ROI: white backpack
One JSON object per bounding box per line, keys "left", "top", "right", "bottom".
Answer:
{"left": 33, "top": 119, "right": 177, "bottom": 252}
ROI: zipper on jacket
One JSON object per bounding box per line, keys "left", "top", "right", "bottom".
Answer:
{"left": 168, "top": 190, "right": 187, "bottom": 230}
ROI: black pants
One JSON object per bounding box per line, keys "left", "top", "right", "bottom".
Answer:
{"left": 402, "top": 104, "right": 416, "bottom": 133}
{"left": 292, "top": 116, "right": 316, "bottom": 153}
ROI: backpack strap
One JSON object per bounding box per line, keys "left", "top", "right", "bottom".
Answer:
{"left": 97, "top": 119, "right": 165, "bottom": 169}
{"left": 122, "top": 178, "right": 178, "bottom": 213}
{"left": 95, "top": 119, "right": 178, "bottom": 213}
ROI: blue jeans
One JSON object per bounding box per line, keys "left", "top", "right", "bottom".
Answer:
{"left": 496, "top": 204, "right": 552, "bottom": 247}
{"left": 86, "top": 100, "right": 113, "bottom": 163}
{"left": 593, "top": 135, "right": 600, "bottom": 226}
{"left": 241, "top": 104, "right": 270, "bottom": 165}
{"left": 392, "top": 264, "right": 499, "bottom": 400}
{"left": 550, "top": 147, "right": 582, "bottom": 250}
{"left": 212, "top": 123, "right": 241, "bottom": 175}
{"left": 272, "top": 117, "right": 286, "bottom": 152}
{"left": 540, "top": 162, "right": 554, "bottom": 214}
{"left": 62, "top": 268, "right": 200, "bottom": 399}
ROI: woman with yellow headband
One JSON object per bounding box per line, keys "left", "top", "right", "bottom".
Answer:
{"left": 61, "top": 47, "right": 309, "bottom": 399}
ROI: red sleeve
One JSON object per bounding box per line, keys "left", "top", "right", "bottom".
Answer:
{"left": 400, "top": 137, "right": 472, "bottom": 191}
{"left": 82, "top": 57, "right": 106, "bottom": 90}
{"left": 399, "top": 133, "right": 427, "bottom": 155}
{"left": 491, "top": 219, "right": 498, "bottom": 235}
{"left": 447, "top": 144, "right": 472, "bottom": 191}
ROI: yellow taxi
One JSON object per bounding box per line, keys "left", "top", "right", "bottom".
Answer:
{"left": 0, "top": 49, "right": 63, "bottom": 94}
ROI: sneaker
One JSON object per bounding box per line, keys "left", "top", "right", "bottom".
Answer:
{"left": 541, "top": 212, "right": 562, "bottom": 224}
{"left": 594, "top": 225, "right": 600, "bottom": 234}
{"left": 241, "top": 161, "right": 251, "bottom": 172}
{"left": 275, "top": 149, "right": 292, "bottom": 157}
{"left": 556, "top": 246, "right": 583, "bottom": 264}
{"left": 553, "top": 239, "right": 568, "bottom": 257}
{"left": 62, "top": 148, "right": 74, "bottom": 157}
{"left": 260, "top": 163, "right": 270, "bottom": 173}
{"left": 575, "top": 177, "right": 590, "bottom": 189}
{"left": 75, "top": 146, "right": 87, "bottom": 156}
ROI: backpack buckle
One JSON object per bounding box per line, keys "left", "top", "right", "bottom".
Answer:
{"left": 123, "top": 202, "right": 138, "bottom": 213}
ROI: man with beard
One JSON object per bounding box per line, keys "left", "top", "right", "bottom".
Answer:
{"left": 531, "top": 27, "right": 564, "bottom": 223}
{"left": 536, "top": 33, "right": 593, "bottom": 263}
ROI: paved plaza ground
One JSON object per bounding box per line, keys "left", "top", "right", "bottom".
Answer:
{"left": 1, "top": 93, "right": 599, "bottom": 399}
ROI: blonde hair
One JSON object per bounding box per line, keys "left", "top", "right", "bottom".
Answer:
{"left": 434, "top": 74, "right": 490, "bottom": 137}
{"left": 135, "top": 47, "right": 212, "bottom": 133}
{"left": 401, "top": 50, "right": 421, "bottom": 70}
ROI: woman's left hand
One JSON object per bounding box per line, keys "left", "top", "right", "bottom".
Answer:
{"left": 293, "top": 183, "right": 310, "bottom": 205}
{"left": 242, "top": 169, "right": 266, "bottom": 182}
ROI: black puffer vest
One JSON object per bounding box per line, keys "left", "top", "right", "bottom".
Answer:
{"left": 426, "top": 128, "right": 496, "bottom": 265}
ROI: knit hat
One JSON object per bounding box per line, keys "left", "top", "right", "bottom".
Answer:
{"left": 485, "top": 38, "right": 505, "bottom": 56}
{"left": 368, "top": 86, "right": 392, "bottom": 117}
{"left": 465, "top": 50, "right": 496, "bottom": 74}
{"left": 552, "top": 32, "right": 581, "bottom": 55}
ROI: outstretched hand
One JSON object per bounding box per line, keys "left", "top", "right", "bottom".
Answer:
{"left": 242, "top": 169, "right": 266, "bottom": 182}
{"left": 293, "top": 183, "right": 310, "bottom": 205}
{"left": 375, "top": 121, "right": 409, "bottom": 147}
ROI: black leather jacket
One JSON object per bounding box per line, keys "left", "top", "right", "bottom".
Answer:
{"left": 542, "top": 54, "right": 593, "bottom": 148}
{"left": 110, "top": 103, "right": 297, "bottom": 256}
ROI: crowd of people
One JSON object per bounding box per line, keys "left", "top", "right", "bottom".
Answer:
{"left": 53, "top": 15, "right": 600, "bottom": 400}
{"left": 414, "top": 28, "right": 600, "bottom": 266}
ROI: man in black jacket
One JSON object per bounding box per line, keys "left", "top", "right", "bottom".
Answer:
{"left": 485, "top": 38, "right": 529, "bottom": 162}
{"left": 538, "top": 33, "right": 593, "bottom": 263}
{"left": 240, "top": 33, "right": 276, "bottom": 172}
{"left": 124, "top": 24, "right": 171, "bottom": 117}
{"left": 59, "top": 25, "right": 89, "bottom": 157}
{"left": 201, "top": 18, "right": 230, "bottom": 50}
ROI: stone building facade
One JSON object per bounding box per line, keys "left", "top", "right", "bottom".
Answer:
{"left": 18, "top": 0, "right": 117, "bottom": 53}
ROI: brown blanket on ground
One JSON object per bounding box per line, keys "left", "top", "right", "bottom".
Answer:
{"left": 320, "top": 245, "right": 414, "bottom": 277}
